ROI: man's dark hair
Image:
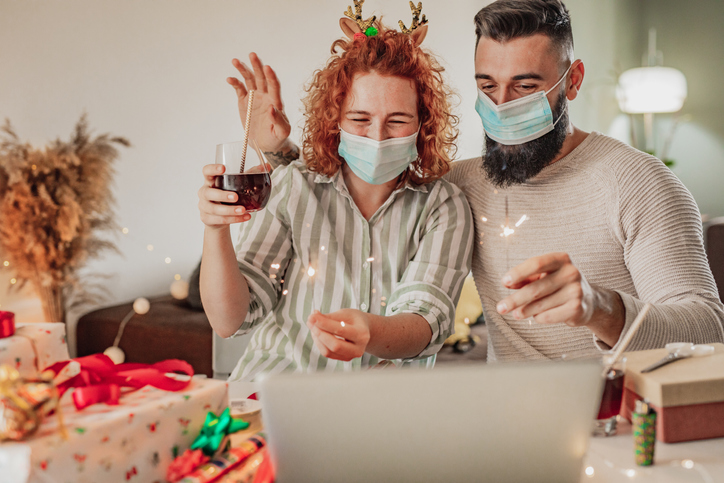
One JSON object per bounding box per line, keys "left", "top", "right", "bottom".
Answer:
{"left": 474, "top": 0, "right": 573, "bottom": 62}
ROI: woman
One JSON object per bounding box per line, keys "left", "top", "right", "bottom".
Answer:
{"left": 198, "top": 18, "right": 473, "bottom": 381}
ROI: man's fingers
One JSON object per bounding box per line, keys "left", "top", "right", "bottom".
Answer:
{"left": 502, "top": 252, "right": 571, "bottom": 288}
{"left": 264, "top": 65, "right": 283, "bottom": 110}
{"left": 530, "top": 300, "right": 583, "bottom": 326}
{"left": 249, "top": 52, "right": 268, "bottom": 93}
{"left": 497, "top": 267, "right": 566, "bottom": 314}
{"left": 504, "top": 273, "right": 544, "bottom": 290}
{"left": 511, "top": 288, "right": 570, "bottom": 320}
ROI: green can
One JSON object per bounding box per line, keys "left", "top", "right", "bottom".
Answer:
{"left": 633, "top": 399, "right": 656, "bottom": 466}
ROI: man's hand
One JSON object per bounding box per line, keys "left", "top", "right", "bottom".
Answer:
{"left": 227, "top": 53, "right": 292, "bottom": 154}
{"left": 496, "top": 252, "right": 625, "bottom": 347}
{"left": 306, "top": 309, "right": 371, "bottom": 361}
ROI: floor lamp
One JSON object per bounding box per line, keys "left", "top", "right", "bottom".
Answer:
{"left": 616, "top": 29, "right": 687, "bottom": 158}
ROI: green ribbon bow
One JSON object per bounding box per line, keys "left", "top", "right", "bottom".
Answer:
{"left": 190, "top": 407, "right": 250, "bottom": 456}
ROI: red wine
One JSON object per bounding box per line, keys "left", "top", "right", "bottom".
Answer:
{"left": 214, "top": 173, "right": 271, "bottom": 212}
{"left": 597, "top": 368, "right": 625, "bottom": 420}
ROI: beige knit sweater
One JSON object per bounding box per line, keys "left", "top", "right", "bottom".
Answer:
{"left": 447, "top": 132, "right": 724, "bottom": 362}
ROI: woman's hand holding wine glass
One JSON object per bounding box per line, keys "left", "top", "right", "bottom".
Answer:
{"left": 198, "top": 163, "right": 252, "bottom": 228}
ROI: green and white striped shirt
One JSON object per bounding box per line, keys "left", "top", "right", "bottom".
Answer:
{"left": 228, "top": 161, "right": 474, "bottom": 381}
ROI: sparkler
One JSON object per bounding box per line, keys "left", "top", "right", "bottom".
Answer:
{"left": 497, "top": 195, "right": 533, "bottom": 325}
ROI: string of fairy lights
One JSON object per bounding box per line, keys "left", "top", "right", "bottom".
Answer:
{"left": 0, "top": 225, "right": 189, "bottom": 311}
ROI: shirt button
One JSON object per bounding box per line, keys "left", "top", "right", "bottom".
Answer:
{"left": 360, "top": 303, "right": 368, "bottom": 311}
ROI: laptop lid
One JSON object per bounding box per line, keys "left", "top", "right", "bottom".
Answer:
{"left": 259, "top": 361, "right": 603, "bottom": 483}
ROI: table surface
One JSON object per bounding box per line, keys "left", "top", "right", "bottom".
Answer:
{"left": 584, "top": 420, "right": 724, "bottom": 482}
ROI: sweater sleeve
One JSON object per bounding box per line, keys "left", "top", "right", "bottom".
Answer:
{"left": 607, "top": 151, "right": 724, "bottom": 351}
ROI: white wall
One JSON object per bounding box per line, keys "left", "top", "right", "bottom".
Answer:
{"left": 3, "top": 0, "right": 695, "bottom": 352}
{"left": 0, "top": 0, "right": 484, "bottom": 351}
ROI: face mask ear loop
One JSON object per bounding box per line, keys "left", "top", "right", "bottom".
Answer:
{"left": 547, "top": 64, "right": 573, "bottom": 129}
{"left": 545, "top": 63, "right": 573, "bottom": 96}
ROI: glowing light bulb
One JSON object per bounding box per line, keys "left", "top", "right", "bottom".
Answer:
{"left": 10, "top": 278, "right": 17, "bottom": 284}
{"left": 165, "top": 257, "right": 171, "bottom": 264}
{"left": 585, "top": 467, "right": 594, "bottom": 477}
{"left": 282, "top": 290, "right": 289, "bottom": 295}
{"left": 307, "top": 267, "right": 316, "bottom": 277}
{"left": 174, "top": 274, "right": 181, "bottom": 281}
{"left": 122, "top": 227, "right": 129, "bottom": 234}
{"left": 481, "top": 217, "right": 488, "bottom": 222}
{"left": 340, "top": 321, "right": 346, "bottom": 328}
{"left": 682, "top": 460, "right": 694, "bottom": 469}
{"left": 501, "top": 226, "right": 515, "bottom": 237}
{"left": 626, "top": 469, "right": 636, "bottom": 478}
{"left": 271, "top": 263, "right": 280, "bottom": 270}
{"left": 133, "top": 297, "right": 151, "bottom": 315}
{"left": 321, "top": 246, "right": 326, "bottom": 251}
{"left": 147, "top": 245, "right": 154, "bottom": 251}
{"left": 366, "top": 257, "right": 374, "bottom": 262}
{"left": 2, "top": 261, "right": 8, "bottom": 267}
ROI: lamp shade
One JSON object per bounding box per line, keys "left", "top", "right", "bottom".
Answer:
{"left": 616, "top": 66, "right": 687, "bottom": 114}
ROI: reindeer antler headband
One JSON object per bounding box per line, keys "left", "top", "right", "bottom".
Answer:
{"left": 339, "top": 0, "right": 429, "bottom": 46}
{"left": 399, "top": 2, "right": 428, "bottom": 34}
{"left": 343, "top": 0, "right": 378, "bottom": 37}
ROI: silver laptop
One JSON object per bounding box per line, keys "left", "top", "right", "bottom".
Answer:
{"left": 258, "top": 361, "right": 603, "bottom": 483}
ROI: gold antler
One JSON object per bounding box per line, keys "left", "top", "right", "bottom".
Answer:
{"left": 398, "top": 1, "right": 428, "bottom": 34}
{"left": 344, "top": 0, "right": 377, "bottom": 33}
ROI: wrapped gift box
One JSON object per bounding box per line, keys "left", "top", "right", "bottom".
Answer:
{"left": 0, "top": 375, "right": 228, "bottom": 483}
{"left": 0, "top": 323, "right": 69, "bottom": 378}
{"left": 621, "top": 342, "right": 724, "bottom": 443}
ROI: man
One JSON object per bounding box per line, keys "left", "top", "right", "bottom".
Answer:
{"left": 229, "top": 0, "right": 724, "bottom": 362}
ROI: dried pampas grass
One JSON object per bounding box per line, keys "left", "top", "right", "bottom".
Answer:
{"left": 0, "top": 114, "right": 130, "bottom": 323}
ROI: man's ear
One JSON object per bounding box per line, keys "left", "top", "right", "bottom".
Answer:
{"left": 340, "top": 17, "right": 361, "bottom": 39}
{"left": 567, "top": 59, "right": 585, "bottom": 101}
{"left": 410, "top": 24, "right": 428, "bottom": 46}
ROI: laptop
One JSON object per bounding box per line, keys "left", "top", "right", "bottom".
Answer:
{"left": 257, "top": 361, "right": 603, "bottom": 483}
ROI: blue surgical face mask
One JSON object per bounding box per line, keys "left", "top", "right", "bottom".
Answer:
{"left": 337, "top": 128, "right": 419, "bottom": 185}
{"left": 475, "top": 65, "right": 571, "bottom": 145}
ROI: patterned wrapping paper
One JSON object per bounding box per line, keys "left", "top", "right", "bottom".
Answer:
{"left": 633, "top": 412, "right": 656, "bottom": 466}
{"left": 0, "top": 323, "right": 69, "bottom": 378}
{"left": 0, "top": 375, "right": 228, "bottom": 483}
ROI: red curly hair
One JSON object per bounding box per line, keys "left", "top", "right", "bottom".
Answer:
{"left": 302, "top": 24, "right": 458, "bottom": 184}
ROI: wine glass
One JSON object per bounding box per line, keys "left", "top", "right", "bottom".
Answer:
{"left": 593, "top": 352, "right": 626, "bottom": 437}
{"left": 214, "top": 139, "right": 272, "bottom": 212}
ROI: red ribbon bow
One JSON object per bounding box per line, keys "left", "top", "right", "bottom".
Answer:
{"left": 45, "top": 354, "right": 194, "bottom": 410}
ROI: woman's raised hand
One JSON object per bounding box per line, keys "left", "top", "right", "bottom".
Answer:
{"left": 227, "top": 53, "right": 291, "bottom": 154}
{"left": 198, "top": 164, "right": 252, "bottom": 228}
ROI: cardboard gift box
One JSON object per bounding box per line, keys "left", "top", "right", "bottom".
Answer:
{"left": 0, "top": 323, "right": 69, "bottom": 378}
{"left": 621, "top": 343, "right": 724, "bottom": 443}
{"left": 0, "top": 375, "right": 228, "bottom": 483}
